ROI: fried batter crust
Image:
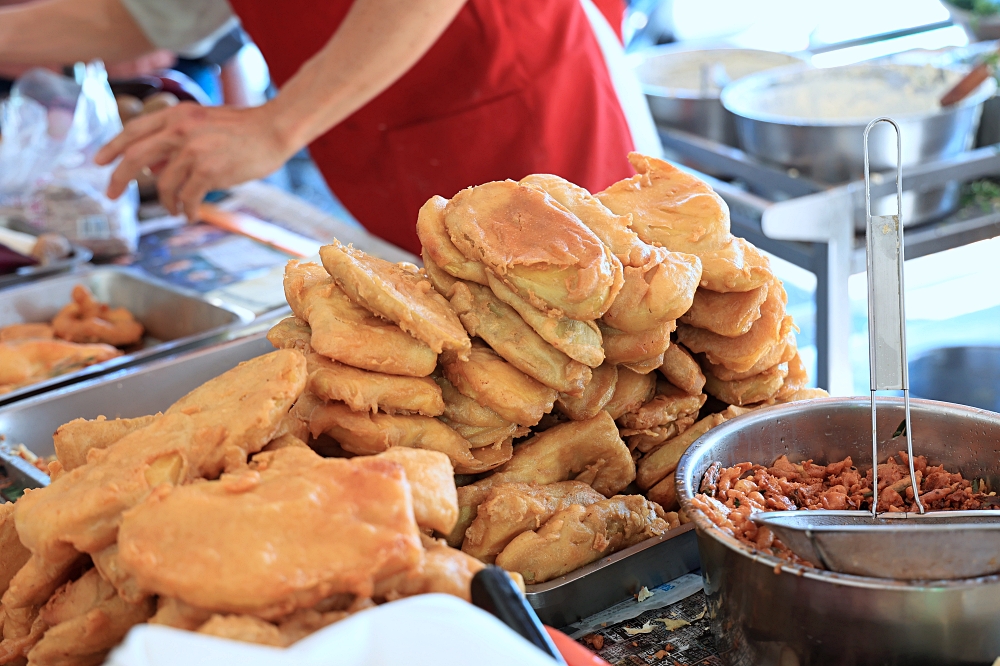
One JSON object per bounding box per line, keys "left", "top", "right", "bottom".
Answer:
{"left": 307, "top": 360, "right": 444, "bottom": 416}
{"left": 680, "top": 283, "right": 769, "bottom": 337}
{"left": 0, "top": 339, "right": 120, "bottom": 394}
{"left": 284, "top": 261, "right": 437, "bottom": 377}
{"left": 598, "top": 320, "right": 675, "bottom": 367}
{"left": 495, "top": 496, "right": 675, "bottom": 584}
{"left": 374, "top": 448, "right": 458, "bottom": 535}
{"left": 518, "top": 174, "right": 654, "bottom": 268}
{"left": 485, "top": 272, "right": 604, "bottom": 368}
{"left": 601, "top": 249, "right": 701, "bottom": 333}
{"left": 556, "top": 362, "right": 618, "bottom": 421}
{"left": 304, "top": 401, "right": 482, "bottom": 473}
{"left": 448, "top": 280, "right": 591, "bottom": 395}
{"left": 416, "top": 195, "right": 489, "bottom": 285}
{"left": 462, "top": 482, "right": 604, "bottom": 563}
{"left": 617, "top": 381, "right": 706, "bottom": 431}
{"left": 374, "top": 539, "right": 485, "bottom": 603}
{"left": 441, "top": 342, "right": 557, "bottom": 427}
{"left": 117, "top": 448, "right": 423, "bottom": 618}
{"left": 676, "top": 281, "right": 788, "bottom": 373}
{"left": 603, "top": 366, "right": 657, "bottom": 420}
{"left": 444, "top": 180, "right": 623, "bottom": 320}
{"left": 320, "top": 241, "right": 470, "bottom": 357}
{"left": 53, "top": 415, "right": 161, "bottom": 472}
{"left": 658, "top": 343, "right": 705, "bottom": 396}
{"left": 704, "top": 362, "right": 789, "bottom": 406}
{"left": 446, "top": 412, "right": 634, "bottom": 546}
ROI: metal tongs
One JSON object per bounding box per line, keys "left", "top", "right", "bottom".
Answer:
{"left": 752, "top": 118, "right": 1000, "bottom": 580}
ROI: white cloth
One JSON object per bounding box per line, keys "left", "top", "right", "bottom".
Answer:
{"left": 119, "top": 0, "right": 235, "bottom": 52}
{"left": 104, "top": 594, "right": 559, "bottom": 666}
{"left": 580, "top": 0, "right": 664, "bottom": 158}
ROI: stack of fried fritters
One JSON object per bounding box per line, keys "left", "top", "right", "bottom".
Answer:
{"left": 0, "top": 351, "right": 494, "bottom": 662}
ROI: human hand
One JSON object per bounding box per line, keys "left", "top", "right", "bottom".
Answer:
{"left": 94, "top": 102, "right": 296, "bottom": 218}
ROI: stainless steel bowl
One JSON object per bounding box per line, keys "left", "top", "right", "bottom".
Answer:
{"left": 721, "top": 63, "right": 996, "bottom": 227}
{"left": 635, "top": 46, "right": 806, "bottom": 146}
{"left": 676, "top": 397, "right": 1000, "bottom": 666}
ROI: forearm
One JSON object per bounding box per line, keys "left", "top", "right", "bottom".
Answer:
{"left": 0, "top": 0, "right": 154, "bottom": 65}
{"left": 268, "top": 0, "right": 467, "bottom": 152}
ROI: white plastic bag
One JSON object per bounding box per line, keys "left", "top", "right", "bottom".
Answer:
{"left": 0, "top": 63, "right": 138, "bottom": 257}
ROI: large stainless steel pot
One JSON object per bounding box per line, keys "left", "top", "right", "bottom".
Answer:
{"left": 676, "top": 397, "right": 1000, "bottom": 666}
{"left": 634, "top": 46, "right": 805, "bottom": 146}
{"left": 721, "top": 64, "right": 996, "bottom": 228}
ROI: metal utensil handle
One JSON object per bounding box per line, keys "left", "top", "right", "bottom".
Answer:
{"left": 863, "top": 118, "right": 924, "bottom": 516}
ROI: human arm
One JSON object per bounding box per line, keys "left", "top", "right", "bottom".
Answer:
{"left": 0, "top": 0, "right": 154, "bottom": 65}
{"left": 96, "top": 0, "right": 468, "bottom": 218}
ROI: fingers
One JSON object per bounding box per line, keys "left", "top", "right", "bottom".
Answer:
{"left": 95, "top": 110, "right": 170, "bottom": 166}
{"left": 178, "top": 175, "right": 211, "bottom": 222}
{"left": 156, "top": 151, "right": 195, "bottom": 216}
{"left": 106, "top": 135, "right": 177, "bottom": 200}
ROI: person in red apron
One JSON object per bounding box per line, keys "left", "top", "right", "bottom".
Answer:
{"left": 0, "top": 0, "right": 637, "bottom": 256}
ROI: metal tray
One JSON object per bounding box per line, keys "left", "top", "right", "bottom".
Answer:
{"left": 0, "top": 267, "right": 254, "bottom": 405}
{"left": 525, "top": 523, "right": 700, "bottom": 628}
{"left": 0, "top": 331, "right": 276, "bottom": 463}
{"left": 0, "top": 245, "right": 93, "bottom": 290}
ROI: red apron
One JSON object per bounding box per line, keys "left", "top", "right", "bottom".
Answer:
{"left": 228, "top": 0, "right": 635, "bottom": 256}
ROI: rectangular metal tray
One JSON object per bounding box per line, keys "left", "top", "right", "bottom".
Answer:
{"left": 0, "top": 267, "right": 255, "bottom": 405}
{"left": 0, "top": 331, "right": 276, "bottom": 463}
{"left": 525, "top": 523, "right": 700, "bottom": 628}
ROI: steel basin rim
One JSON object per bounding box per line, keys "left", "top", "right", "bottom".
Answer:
{"left": 676, "top": 396, "right": 1000, "bottom": 591}
{"left": 720, "top": 63, "right": 997, "bottom": 128}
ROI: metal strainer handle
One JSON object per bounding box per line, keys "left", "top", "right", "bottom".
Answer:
{"left": 863, "top": 118, "right": 925, "bottom": 516}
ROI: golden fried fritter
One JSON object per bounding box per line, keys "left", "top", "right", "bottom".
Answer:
{"left": 52, "top": 284, "right": 144, "bottom": 347}
{"left": 284, "top": 261, "right": 437, "bottom": 377}
{"left": 0, "top": 323, "right": 54, "bottom": 341}
{"left": 440, "top": 420, "right": 526, "bottom": 449}
{"left": 444, "top": 180, "right": 623, "bottom": 320}
{"left": 374, "top": 538, "right": 485, "bottom": 603}
{"left": 495, "top": 496, "right": 675, "bottom": 583}
{"left": 303, "top": 401, "right": 482, "bottom": 473}
{"left": 647, "top": 473, "right": 679, "bottom": 511}
{"left": 658, "top": 343, "right": 705, "bottom": 395}
{"left": 775, "top": 351, "right": 809, "bottom": 401}
{"left": 416, "top": 195, "right": 489, "bottom": 285}
{"left": 0, "top": 604, "right": 47, "bottom": 662}
{"left": 117, "top": 447, "right": 423, "bottom": 618}
{"left": 518, "top": 174, "right": 654, "bottom": 268}
{"left": 148, "top": 597, "right": 213, "bottom": 631}
{"left": 636, "top": 413, "right": 728, "bottom": 490}
{"left": 556, "top": 362, "right": 618, "bottom": 421}
{"left": 441, "top": 342, "right": 557, "bottom": 427}
{"left": 601, "top": 248, "right": 701, "bottom": 333}
{"left": 599, "top": 320, "right": 675, "bottom": 367}
{"left": 446, "top": 412, "right": 634, "bottom": 546}
{"left": 27, "top": 568, "right": 154, "bottom": 666}
{"left": 485, "top": 272, "right": 604, "bottom": 368}
{"left": 320, "top": 241, "right": 470, "bottom": 357}
{"left": 13, "top": 350, "right": 307, "bottom": 564}
{"left": 266, "top": 316, "right": 312, "bottom": 353}
{"left": 625, "top": 418, "right": 695, "bottom": 455}
{"left": 308, "top": 360, "right": 444, "bottom": 416}
{"left": 703, "top": 326, "right": 796, "bottom": 382}
{"left": 374, "top": 448, "right": 458, "bottom": 535}
{"left": 598, "top": 154, "right": 771, "bottom": 293}
{"left": 603, "top": 366, "right": 657, "bottom": 419}
{"left": 53, "top": 414, "right": 161, "bottom": 472}
{"left": 617, "top": 381, "right": 706, "bottom": 430}
{"left": 622, "top": 353, "right": 666, "bottom": 375}
{"left": 680, "top": 283, "right": 769, "bottom": 337}
{"left": 448, "top": 280, "right": 591, "bottom": 395}
{"left": 434, "top": 375, "right": 508, "bottom": 428}
{"left": 704, "top": 362, "right": 788, "bottom": 406}
{"left": 91, "top": 543, "right": 144, "bottom": 602}
{"left": 0, "top": 339, "right": 121, "bottom": 394}
{"left": 0, "top": 504, "right": 30, "bottom": 598}
{"left": 597, "top": 153, "right": 731, "bottom": 254}
{"left": 462, "top": 482, "right": 604, "bottom": 563}
{"left": 676, "top": 281, "right": 788, "bottom": 374}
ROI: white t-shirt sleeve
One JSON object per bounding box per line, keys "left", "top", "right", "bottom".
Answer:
{"left": 120, "top": 0, "right": 237, "bottom": 51}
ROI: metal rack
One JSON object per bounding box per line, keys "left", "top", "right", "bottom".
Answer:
{"left": 660, "top": 129, "right": 1000, "bottom": 394}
